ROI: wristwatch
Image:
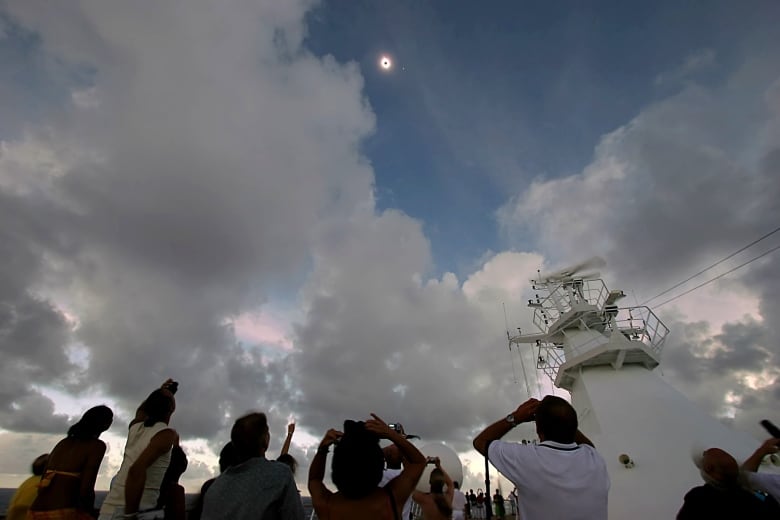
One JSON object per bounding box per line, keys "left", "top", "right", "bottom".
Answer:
{"left": 506, "top": 413, "right": 517, "bottom": 425}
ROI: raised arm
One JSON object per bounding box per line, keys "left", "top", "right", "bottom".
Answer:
{"left": 742, "top": 438, "right": 780, "bottom": 472}
{"left": 124, "top": 428, "right": 178, "bottom": 515}
{"left": 132, "top": 379, "right": 176, "bottom": 426}
{"left": 365, "top": 414, "right": 426, "bottom": 508}
{"left": 308, "top": 428, "right": 341, "bottom": 514}
{"left": 281, "top": 423, "right": 295, "bottom": 456}
{"left": 473, "top": 399, "right": 539, "bottom": 456}
{"left": 436, "top": 458, "right": 455, "bottom": 504}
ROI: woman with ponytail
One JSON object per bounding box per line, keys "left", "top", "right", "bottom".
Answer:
{"left": 28, "top": 405, "right": 114, "bottom": 519}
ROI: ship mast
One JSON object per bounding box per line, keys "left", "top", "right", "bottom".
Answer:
{"left": 508, "top": 259, "right": 770, "bottom": 519}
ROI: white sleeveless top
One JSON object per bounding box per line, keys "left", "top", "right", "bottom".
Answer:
{"left": 100, "top": 422, "right": 173, "bottom": 513}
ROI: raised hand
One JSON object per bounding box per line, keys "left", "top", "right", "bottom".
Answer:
{"left": 514, "top": 398, "right": 540, "bottom": 422}
{"left": 319, "top": 428, "right": 343, "bottom": 449}
{"left": 287, "top": 423, "right": 296, "bottom": 436}
{"left": 365, "top": 413, "right": 396, "bottom": 439}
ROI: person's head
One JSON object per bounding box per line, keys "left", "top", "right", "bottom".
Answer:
{"left": 534, "top": 395, "right": 578, "bottom": 443}
{"left": 277, "top": 453, "right": 298, "bottom": 475}
{"left": 142, "top": 390, "right": 176, "bottom": 427}
{"left": 218, "top": 441, "right": 240, "bottom": 473}
{"left": 31, "top": 454, "right": 49, "bottom": 476}
{"left": 231, "top": 413, "right": 270, "bottom": 463}
{"left": 331, "top": 420, "right": 384, "bottom": 499}
{"left": 701, "top": 448, "right": 739, "bottom": 485}
{"left": 453, "top": 480, "right": 460, "bottom": 490}
{"left": 68, "top": 405, "right": 114, "bottom": 439}
{"left": 429, "top": 468, "right": 446, "bottom": 494}
{"left": 383, "top": 444, "right": 403, "bottom": 470}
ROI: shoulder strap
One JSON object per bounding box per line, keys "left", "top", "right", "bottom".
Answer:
{"left": 384, "top": 486, "right": 400, "bottom": 520}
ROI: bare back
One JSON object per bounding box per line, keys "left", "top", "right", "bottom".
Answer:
{"left": 315, "top": 488, "right": 399, "bottom": 520}
{"left": 413, "top": 492, "right": 453, "bottom": 520}
{"left": 30, "top": 437, "right": 107, "bottom": 512}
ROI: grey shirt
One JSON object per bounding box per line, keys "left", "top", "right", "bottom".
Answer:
{"left": 201, "top": 457, "right": 304, "bottom": 520}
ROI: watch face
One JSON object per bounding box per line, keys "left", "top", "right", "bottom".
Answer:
{"left": 506, "top": 414, "right": 516, "bottom": 423}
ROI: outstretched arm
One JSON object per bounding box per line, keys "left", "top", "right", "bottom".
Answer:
{"left": 281, "top": 423, "right": 295, "bottom": 456}
{"left": 743, "top": 438, "right": 780, "bottom": 472}
{"left": 473, "top": 399, "right": 539, "bottom": 456}
{"left": 132, "top": 379, "right": 176, "bottom": 426}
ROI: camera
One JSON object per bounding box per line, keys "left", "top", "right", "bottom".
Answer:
{"left": 388, "top": 423, "right": 403, "bottom": 433}
{"left": 167, "top": 381, "right": 179, "bottom": 395}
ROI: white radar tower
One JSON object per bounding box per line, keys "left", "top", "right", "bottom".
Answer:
{"left": 509, "top": 258, "right": 769, "bottom": 519}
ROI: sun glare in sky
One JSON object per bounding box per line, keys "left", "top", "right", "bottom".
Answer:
{"left": 379, "top": 55, "right": 392, "bottom": 71}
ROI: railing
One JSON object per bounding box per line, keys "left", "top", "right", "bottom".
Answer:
{"left": 534, "top": 305, "right": 669, "bottom": 383}
{"left": 530, "top": 279, "right": 609, "bottom": 333}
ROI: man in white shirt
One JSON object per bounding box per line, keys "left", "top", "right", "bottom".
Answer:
{"left": 473, "top": 396, "right": 609, "bottom": 520}
{"left": 451, "top": 480, "right": 467, "bottom": 520}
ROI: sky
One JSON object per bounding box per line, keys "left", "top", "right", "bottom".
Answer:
{"left": 0, "top": 0, "right": 779, "bottom": 496}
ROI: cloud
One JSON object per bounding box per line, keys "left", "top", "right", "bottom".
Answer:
{"left": 499, "top": 52, "right": 780, "bottom": 436}
{"left": 654, "top": 49, "right": 717, "bottom": 86}
{"left": 0, "top": 0, "right": 375, "bottom": 441}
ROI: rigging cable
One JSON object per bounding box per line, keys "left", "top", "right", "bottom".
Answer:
{"left": 640, "top": 225, "right": 780, "bottom": 306}
{"left": 654, "top": 243, "right": 780, "bottom": 309}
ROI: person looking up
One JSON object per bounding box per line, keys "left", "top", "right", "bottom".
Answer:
{"left": 200, "top": 413, "right": 304, "bottom": 520}
{"left": 677, "top": 446, "right": 780, "bottom": 518}
{"left": 29, "top": 405, "right": 113, "bottom": 520}
{"left": 412, "top": 457, "right": 454, "bottom": 520}
{"left": 7, "top": 454, "right": 49, "bottom": 520}
{"left": 309, "top": 414, "right": 426, "bottom": 520}
{"left": 741, "top": 437, "right": 780, "bottom": 503}
{"left": 473, "top": 396, "right": 609, "bottom": 520}
{"left": 99, "top": 380, "right": 179, "bottom": 520}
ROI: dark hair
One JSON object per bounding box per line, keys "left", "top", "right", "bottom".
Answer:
{"left": 142, "top": 390, "right": 175, "bottom": 427}
{"left": 429, "top": 468, "right": 453, "bottom": 517}
{"left": 332, "top": 420, "right": 384, "bottom": 499}
{"left": 277, "top": 453, "right": 298, "bottom": 475}
{"left": 453, "top": 480, "right": 460, "bottom": 489}
{"left": 218, "top": 442, "right": 240, "bottom": 473}
{"left": 535, "top": 395, "right": 578, "bottom": 443}
{"left": 32, "top": 454, "right": 49, "bottom": 476}
{"left": 231, "top": 413, "right": 269, "bottom": 463}
{"left": 68, "top": 405, "right": 113, "bottom": 439}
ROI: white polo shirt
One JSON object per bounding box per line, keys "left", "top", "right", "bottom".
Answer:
{"left": 488, "top": 439, "right": 609, "bottom": 520}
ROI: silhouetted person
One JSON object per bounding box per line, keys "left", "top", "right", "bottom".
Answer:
{"left": 741, "top": 437, "right": 780, "bottom": 503}
{"left": 29, "top": 405, "right": 113, "bottom": 520}
{"left": 7, "top": 454, "right": 49, "bottom": 520}
{"left": 156, "top": 445, "right": 188, "bottom": 520}
{"left": 473, "top": 396, "right": 609, "bottom": 520}
{"left": 189, "top": 442, "right": 239, "bottom": 520}
{"left": 309, "top": 414, "right": 426, "bottom": 520}
{"left": 677, "top": 447, "right": 780, "bottom": 519}
{"left": 412, "top": 458, "right": 454, "bottom": 520}
{"left": 201, "top": 412, "right": 304, "bottom": 519}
